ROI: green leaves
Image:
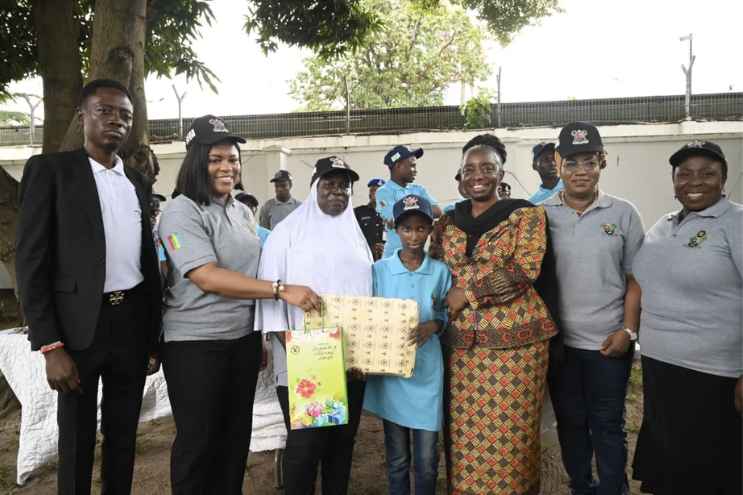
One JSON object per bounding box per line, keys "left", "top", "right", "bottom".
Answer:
{"left": 244, "top": 0, "right": 378, "bottom": 59}
{"left": 289, "top": 0, "right": 490, "bottom": 111}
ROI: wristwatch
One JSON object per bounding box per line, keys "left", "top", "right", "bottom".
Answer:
{"left": 623, "top": 328, "right": 638, "bottom": 341}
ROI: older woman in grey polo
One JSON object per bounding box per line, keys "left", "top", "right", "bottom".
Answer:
{"left": 158, "top": 115, "right": 321, "bottom": 495}
{"left": 631, "top": 141, "right": 742, "bottom": 495}
{"left": 544, "top": 122, "right": 644, "bottom": 495}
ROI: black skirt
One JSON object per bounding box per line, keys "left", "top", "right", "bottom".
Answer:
{"left": 632, "top": 356, "right": 742, "bottom": 495}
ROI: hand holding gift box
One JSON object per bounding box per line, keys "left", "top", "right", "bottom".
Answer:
{"left": 304, "top": 296, "right": 419, "bottom": 378}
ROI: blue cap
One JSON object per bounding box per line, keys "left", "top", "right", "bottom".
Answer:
{"left": 532, "top": 142, "right": 555, "bottom": 162}
{"left": 384, "top": 145, "right": 424, "bottom": 167}
{"left": 367, "top": 178, "right": 385, "bottom": 188}
{"left": 393, "top": 194, "right": 433, "bottom": 227}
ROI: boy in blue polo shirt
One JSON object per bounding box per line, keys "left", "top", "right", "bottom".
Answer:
{"left": 364, "top": 194, "right": 451, "bottom": 495}
{"left": 376, "top": 145, "right": 441, "bottom": 258}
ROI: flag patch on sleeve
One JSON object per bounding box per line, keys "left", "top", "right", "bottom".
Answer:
{"left": 167, "top": 234, "right": 181, "bottom": 250}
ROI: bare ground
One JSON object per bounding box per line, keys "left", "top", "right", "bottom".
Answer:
{"left": 0, "top": 361, "right": 645, "bottom": 495}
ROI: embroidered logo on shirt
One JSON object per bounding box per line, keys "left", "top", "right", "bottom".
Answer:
{"left": 167, "top": 234, "right": 182, "bottom": 250}
{"left": 601, "top": 223, "right": 618, "bottom": 236}
{"left": 686, "top": 230, "right": 707, "bottom": 248}
{"left": 571, "top": 129, "right": 589, "bottom": 145}
{"left": 209, "top": 118, "right": 228, "bottom": 133}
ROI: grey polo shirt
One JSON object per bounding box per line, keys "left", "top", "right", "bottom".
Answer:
{"left": 258, "top": 197, "right": 301, "bottom": 229}
{"left": 159, "top": 195, "right": 261, "bottom": 342}
{"left": 634, "top": 198, "right": 743, "bottom": 378}
{"left": 543, "top": 192, "right": 644, "bottom": 350}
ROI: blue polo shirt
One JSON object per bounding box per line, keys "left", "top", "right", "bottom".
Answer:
{"left": 528, "top": 179, "right": 564, "bottom": 205}
{"left": 363, "top": 250, "right": 452, "bottom": 431}
{"left": 375, "top": 181, "right": 437, "bottom": 258}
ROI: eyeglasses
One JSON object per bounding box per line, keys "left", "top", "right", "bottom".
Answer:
{"left": 562, "top": 158, "right": 600, "bottom": 173}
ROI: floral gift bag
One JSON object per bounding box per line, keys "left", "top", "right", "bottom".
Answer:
{"left": 286, "top": 326, "right": 348, "bottom": 430}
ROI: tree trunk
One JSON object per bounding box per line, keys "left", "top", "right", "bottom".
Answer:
{"left": 60, "top": 0, "right": 147, "bottom": 151}
{"left": 32, "top": 0, "right": 83, "bottom": 154}
{"left": 0, "top": 167, "right": 19, "bottom": 294}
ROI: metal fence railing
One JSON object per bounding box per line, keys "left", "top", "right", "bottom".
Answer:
{"left": 1, "top": 92, "right": 741, "bottom": 147}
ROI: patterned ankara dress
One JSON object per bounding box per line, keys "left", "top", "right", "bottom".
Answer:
{"left": 429, "top": 199, "right": 558, "bottom": 495}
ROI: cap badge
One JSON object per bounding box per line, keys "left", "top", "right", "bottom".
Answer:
{"left": 184, "top": 128, "right": 196, "bottom": 146}
{"left": 390, "top": 152, "right": 401, "bottom": 163}
{"left": 686, "top": 230, "right": 707, "bottom": 248}
{"left": 601, "top": 223, "right": 618, "bottom": 236}
{"left": 330, "top": 157, "right": 346, "bottom": 169}
{"left": 685, "top": 140, "right": 706, "bottom": 149}
{"left": 571, "top": 129, "right": 589, "bottom": 145}
{"left": 402, "top": 196, "right": 420, "bottom": 210}
{"left": 209, "top": 118, "right": 228, "bottom": 133}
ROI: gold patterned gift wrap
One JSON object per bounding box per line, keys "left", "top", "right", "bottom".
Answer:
{"left": 304, "top": 296, "right": 419, "bottom": 378}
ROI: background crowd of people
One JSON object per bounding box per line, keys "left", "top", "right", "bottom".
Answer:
{"left": 14, "top": 78, "right": 742, "bottom": 495}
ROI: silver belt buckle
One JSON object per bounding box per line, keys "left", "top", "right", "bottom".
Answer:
{"left": 108, "top": 291, "right": 125, "bottom": 306}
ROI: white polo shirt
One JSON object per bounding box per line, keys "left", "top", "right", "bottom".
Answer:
{"left": 89, "top": 156, "right": 144, "bottom": 292}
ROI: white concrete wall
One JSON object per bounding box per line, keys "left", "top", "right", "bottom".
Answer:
{"left": 2, "top": 120, "right": 742, "bottom": 289}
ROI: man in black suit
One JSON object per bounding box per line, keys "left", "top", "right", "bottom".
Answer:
{"left": 15, "top": 79, "right": 162, "bottom": 495}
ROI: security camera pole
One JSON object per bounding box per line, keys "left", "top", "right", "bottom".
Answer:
{"left": 679, "top": 33, "right": 695, "bottom": 121}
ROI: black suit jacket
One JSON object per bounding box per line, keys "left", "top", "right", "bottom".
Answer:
{"left": 15, "top": 148, "right": 162, "bottom": 351}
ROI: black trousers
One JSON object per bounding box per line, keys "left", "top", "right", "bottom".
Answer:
{"left": 276, "top": 380, "right": 366, "bottom": 495}
{"left": 57, "top": 285, "right": 150, "bottom": 495}
{"left": 162, "top": 332, "right": 262, "bottom": 495}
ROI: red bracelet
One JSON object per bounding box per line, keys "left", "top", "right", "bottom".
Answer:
{"left": 40, "top": 341, "right": 64, "bottom": 354}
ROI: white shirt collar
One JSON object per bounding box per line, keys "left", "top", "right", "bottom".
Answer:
{"left": 89, "top": 155, "right": 124, "bottom": 176}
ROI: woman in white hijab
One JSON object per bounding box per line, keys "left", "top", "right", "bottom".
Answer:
{"left": 256, "top": 156, "right": 373, "bottom": 495}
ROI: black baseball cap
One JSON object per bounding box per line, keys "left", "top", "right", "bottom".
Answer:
{"left": 532, "top": 142, "right": 555, "bottom": 162}
{"left": 151, "top": 193, "right": 166, "bottom": 202}
{"left": 367, "top": 178, "right": 385, "bottom": 188}
{"left": 310, "top": 156, "right": 360, "bottom": 185}
{"left": 669, "top": 140, "right": 727, "bottom": 167}
{"left": 270, "top": 170, "right": 293, "bottom": 183}
{"left": 184, "top": 115, "right": 245, "bottom": 149}
{"left": 384, "top": 145, "right": 424, "bottom": 168}
{"left": 556, "top": 122, "right": 604, "bottom": 158}
{"left": 393, "top": 194, "right": 434, "bottom": 227}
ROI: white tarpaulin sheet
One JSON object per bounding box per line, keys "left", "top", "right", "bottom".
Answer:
{"left": 0, "top": 328, "right": 286, "bottom": 485}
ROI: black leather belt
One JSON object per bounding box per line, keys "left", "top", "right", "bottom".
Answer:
{"left": 102, "top": 284, "right": 142, "bottom": 306}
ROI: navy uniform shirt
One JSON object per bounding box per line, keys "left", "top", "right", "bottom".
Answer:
{"left": 354, "top": 203, "right": 384, "bottom": 250}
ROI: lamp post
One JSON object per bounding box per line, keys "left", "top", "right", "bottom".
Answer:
{"left": 679, "top": 33, "right": 695, "bottom": 121}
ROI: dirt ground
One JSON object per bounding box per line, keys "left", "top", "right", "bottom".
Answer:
{"left": 0, "top": 361, "right": 645, "bottom": 495}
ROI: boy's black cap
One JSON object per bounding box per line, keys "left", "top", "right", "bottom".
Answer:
{"left": 270, "top": 170, "right": 293, "bottom": 183}
{"left": 669, "top": 140, "right": 727, "bottom": 167}
{"left": 310, "top": 156, "right": 360, "bottom": 185}
{"left": 393, "top": 194, "right": 434, "bottom": 227}
{"left": 532, "top": 142, "right": 555, "bottom": 162}
{"left": 151, "top": 193, "right": 167, "bottom": 202}
{"left": 184, "top": 115, "right": 245, "bottom": 149}
{"left": 367, "top": 178, "right": 385, "bottom": 188}
{"left": 556, "top": 122, "right": 604, "bottom": 158}
{"left": 384, "top": 145, "right": 424, "bottom": 167}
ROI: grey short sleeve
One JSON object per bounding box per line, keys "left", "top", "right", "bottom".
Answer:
{"left": 158, "top": 197, "right": 217, "bottom": 277}
{"left": 622, "top": 204, "right": 645, "bottom": 274}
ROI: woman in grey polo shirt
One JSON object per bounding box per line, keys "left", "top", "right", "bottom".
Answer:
{"left": 158, "top": 115, "right": 321, "bottom": 495}
{"left": 544, "top": 123, "right": 644, "bottom": 495}
{"left": 631, "top": 141, "right": 742, "bottom": 495}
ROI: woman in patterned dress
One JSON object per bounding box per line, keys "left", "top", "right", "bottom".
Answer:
{"left": 430, "top": 135, "right": 558, "bottom": 494}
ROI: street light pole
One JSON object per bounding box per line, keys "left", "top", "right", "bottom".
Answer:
{"left": 171, "top": 84, "right": 187, "bottom": 138}
{"left": 679, "top": 33, "right": 695, "bottom": 121}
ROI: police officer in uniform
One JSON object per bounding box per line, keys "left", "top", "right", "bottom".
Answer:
{"left": 354, "top": 178, "right": 386, "bottom": 260}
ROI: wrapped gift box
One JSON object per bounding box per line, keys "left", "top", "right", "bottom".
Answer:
{"left": 305, "top": 296, "right": 419, "bottom": 378}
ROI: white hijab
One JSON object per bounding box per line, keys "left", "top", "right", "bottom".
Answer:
{"left": 255, "top": 179, "right": 373, "bottom": 333}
